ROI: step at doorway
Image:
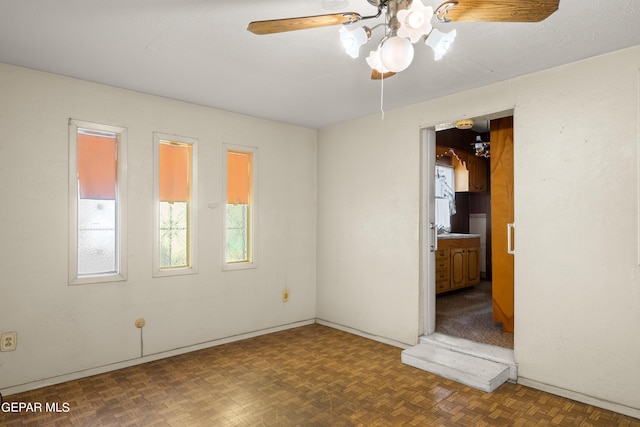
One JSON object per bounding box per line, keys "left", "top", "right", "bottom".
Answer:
{"left": 402, "top": 333, "right": 516, "bottom": 393}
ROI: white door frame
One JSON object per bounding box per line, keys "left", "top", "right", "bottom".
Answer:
{"left": 420, "top": 110, "right": 514, "bottom": 338}
{"left": 420, "top": 128, "right": 437, "bottom": 335}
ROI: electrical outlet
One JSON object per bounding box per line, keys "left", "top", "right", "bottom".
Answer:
{"left": 1, "top": 332, "right": 17, "bottom": 351}
{"left": 282, "top": 290, "right": 290, "bottom": 302}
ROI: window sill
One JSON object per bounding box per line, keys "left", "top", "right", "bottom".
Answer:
{"left": 223, "top": 261, "right": 257, "bottom": 272}
{"left": 153, "top": 266, "right": 198, "bottom": 278}
{"left": 69, "top": 272, "right": 127, "bottom": 286}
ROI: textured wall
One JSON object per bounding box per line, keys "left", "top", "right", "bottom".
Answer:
{"left": 317, "top": 46, "right": 640, "bottom": 416}
{"left": 0, "top": 63, "right": 317, "bottom": 393}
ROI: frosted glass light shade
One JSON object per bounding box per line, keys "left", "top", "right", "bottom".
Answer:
{"left": 339, "top": 26, "right": 369, "bottom": 59}
{"left": 366, "top": 46, "right": 388, "bottom": 73}
{"left": 397, "top": 0, "right": 433, "bottom": 43}
{"left": 426, "top": 28, "right": 457, "bottom": 60}
{"left": 380, "top": 36, "right": 414, "bottom": 73}
{"left": 407, "top": 11, "right": 425, "bottom": 28}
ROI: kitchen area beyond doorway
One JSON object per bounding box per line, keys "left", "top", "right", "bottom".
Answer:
{"left": 434, "top": 118, "right": 514, "bottom": 349}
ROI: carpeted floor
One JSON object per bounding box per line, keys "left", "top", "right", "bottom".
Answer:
{"left": 436, "top": 280, "right": 514, "bottom": 349}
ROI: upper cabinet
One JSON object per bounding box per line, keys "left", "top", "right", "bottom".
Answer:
{"left": 466, "top": 155, "right": 488, "bottom": 192}
{"left": 436, "top": 145, "right": 488, "bottom": 193}
{"left": 436, "top": 127, "right": 489, "bottom": 193}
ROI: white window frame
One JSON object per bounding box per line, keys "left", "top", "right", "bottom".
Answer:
{"left": 153, "top": 132, "right": 198, "bottom": 277}
{"left": 223, "top": 144, "right": 258, "bottom": 271}
{"left": 68, "top": 119, "right": 128, "bottom": 285}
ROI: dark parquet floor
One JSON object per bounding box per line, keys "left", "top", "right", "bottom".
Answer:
{"left": 1, "top": 324, "right": 638, "bottom": 426}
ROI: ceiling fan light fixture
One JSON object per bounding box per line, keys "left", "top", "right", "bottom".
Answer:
{"left": 340, "top": 26, "right": 371, "bottom": 58}
{"left": 247, "top": 0, "right": 562, "bottom": 80}
{"left": 380, "top": 36, "right": 414, "bottom": 73}
{"left": 397, "top": 1, "right": 434, "bottom": 43}
{"left": 366, "top": 46, "right": 389, "bottom": 73}
{"left": 407, "top": 11, "right": 425, "bottom": 28}
{"left": 425, "top": 28, "right": 457, "bottom": 60}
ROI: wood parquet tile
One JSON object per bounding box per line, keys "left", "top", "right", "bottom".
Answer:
{"left": 1, "top": 324, "right": 638, "bottom": 426}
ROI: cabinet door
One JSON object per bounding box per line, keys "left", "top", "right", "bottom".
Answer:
{"left": 450, "top": 248, "right": 466, "bottom": 289}
{"left": 466, "top": 247, "right": 481, "bottom": 285}
{"left": 468, "top": 156, "right": 488, "bottom": 192}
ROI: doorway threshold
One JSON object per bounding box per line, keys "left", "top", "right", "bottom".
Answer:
{"left": 401, "top": 333, "right": 516, "bottom": 392}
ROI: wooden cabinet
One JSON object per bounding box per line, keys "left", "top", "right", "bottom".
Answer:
{"left": 435, "top": 249, "right": 451, "bottom": 293}
{"left": 436, "top": 237, "right": 481, "bottom": 294}
{"left": 450, "top": 248, "right": 466, "bottom": 289}
{"left": 466, "top": 155, "right": 488, "bottom": 192}
{"left": 466, "top": 246, "right": 481, "bottom": 284}
{"left": 436, "top": 146, "right": 487, "bottom": 193}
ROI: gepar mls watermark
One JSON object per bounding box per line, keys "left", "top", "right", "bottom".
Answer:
{"left": 1, "top": 401, "right": 70, "bottom": 413}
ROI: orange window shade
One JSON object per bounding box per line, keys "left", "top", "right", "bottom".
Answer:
{"left": 77, "top": 132, "right": 117, "bottom": 200}
{"left": 159, "top": 142, "right": 191, "bottom": 203}
{"left": 227, "top": 151, "right": 252, "bottom": 205}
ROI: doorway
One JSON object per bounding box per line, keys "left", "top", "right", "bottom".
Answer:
{"left": 421, "top": 113, "right": 514, "bottom": 350}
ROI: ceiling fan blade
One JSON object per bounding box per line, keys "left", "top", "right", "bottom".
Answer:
{"left": 371, "top": 69, "right": 396, "bottom": 80}
{"left": 436, "top": 0, "right": 559, "bottom": 23}
{"left": 248, "top": 12, "right": 361, "bottom": 35}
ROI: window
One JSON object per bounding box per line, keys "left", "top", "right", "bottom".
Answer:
{"left": 435, "top": 164, "right": 455, "bottom": 233}
{"left": 224, "top": 145, "right": 257, "bottom": 270}
{"left": 153, "top": 133, "right": 197, "bottom": 276}
{"left": 69, "top": 119, "right": 127, "bottom": 285}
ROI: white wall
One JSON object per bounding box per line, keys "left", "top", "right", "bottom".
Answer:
{"left": 513, "top": 49, "right": 640, "bottom": 416}
{"left": 0, "top": 63, "right": 317, "bottom": 392}
{"left": 316, "top": 114, "right": 424, "bottom": 345}
{"left": 317, "top": 46, "right": 640, "bottom": 416}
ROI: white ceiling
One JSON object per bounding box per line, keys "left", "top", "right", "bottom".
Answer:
{"left": 1, "top": 0, "right": 639, "bottom": 129}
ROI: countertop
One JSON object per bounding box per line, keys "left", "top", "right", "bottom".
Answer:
{"left": 437, "top": 233, "right": 481, "bottom": 240}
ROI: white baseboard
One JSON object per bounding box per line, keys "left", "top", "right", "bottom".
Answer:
{"left": 1, "top": 319, "right": 315, "bottom": 397}
{"left": 518, "top": 377, "right": 640, "bottom": 420}
{"left": 315, "top": 319, "right": 411, "bottom": 349}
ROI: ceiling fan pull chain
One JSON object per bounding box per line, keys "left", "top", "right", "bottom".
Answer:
{"left": 380, "top": 72, "right": 385, "bottom": 120}
{"left": 380, "top": 7, "right": 388, "bottom": 120}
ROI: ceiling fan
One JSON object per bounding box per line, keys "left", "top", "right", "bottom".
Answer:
{"left": 248, "top": 0, "right": 560, "bottom": 79}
